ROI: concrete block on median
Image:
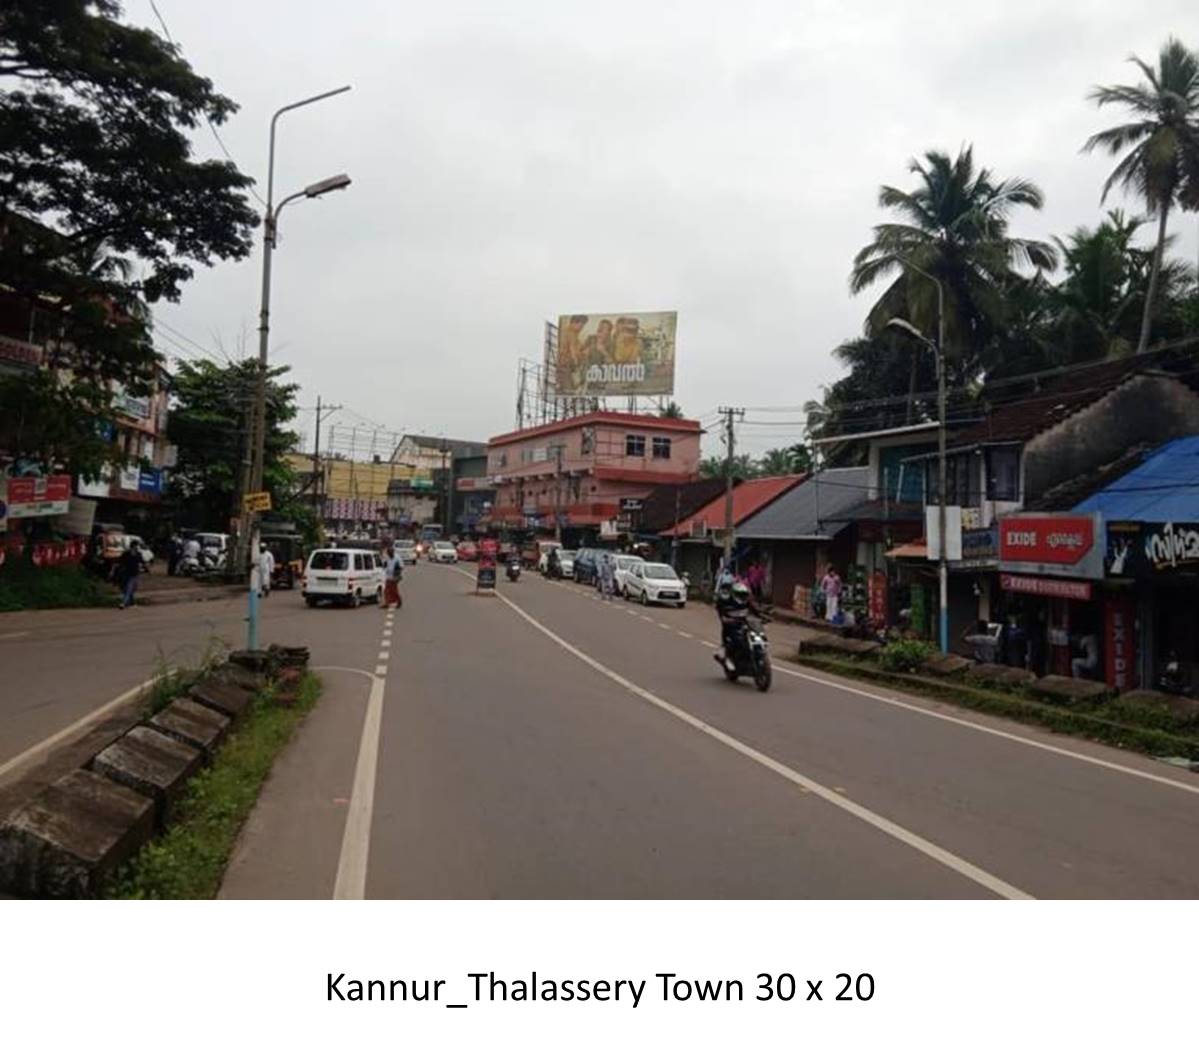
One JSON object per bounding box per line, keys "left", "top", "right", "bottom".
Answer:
{"left": 921, "top": 653, "right": 974, "bottom": 677}
{"left": 146, "top": 698, "right": 231, "bottom": 760}
{"left": 0, "top": 769, "right": 154, "bottom": 898}
{"left": 90, "top": 725, "right": 204, "bottom": 821}
{"left": 190, "top": 680, "right": 255, "bottom": 719}
{"left": 1118, "top": 689, "right": 1199, "bottom": 722}
{"left": 969, "top": 663, "right": 1034, "bottom": 689}
{"left": 798, "top": 631, "right": 853, "bottom": 655}
{"left": 208, "top": 662, "right": 265, "bottom": 693}
{"left": 1031, "top": 673, "right": 1113, "bottom": 705}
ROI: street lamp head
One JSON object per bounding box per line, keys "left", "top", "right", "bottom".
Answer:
{"left": 885, "top": 317, "right": 927, "bottom": 341}
{"left": 304, "top": 173, "right": 352, "bottom": 198}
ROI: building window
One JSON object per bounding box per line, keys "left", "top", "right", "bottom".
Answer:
{"left": 986, "top": 447, "right": 1020, "bottom": 502}
{"left": 652, "top": 436, "right": 671, "bottom": 459}
{"left": 498, "top": 452, "right": 507, "bottom": 468}
{"left": 626, "top": 434, "right": 646, "bottom": 457}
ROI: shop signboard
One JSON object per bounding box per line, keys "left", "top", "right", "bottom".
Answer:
{"left": 868, "top": 570, "right": 888, "bottom": 627}
{"left": 138, "top": 467, "right": 163, "bottom": 495}
{"left": 2, "top": 474, "right": 72, "bottom": 518}
{"left": 555, "top": 311, "right": 677, "bottom": 397}
{"left": 118, "top": 465, "right": 141, "bottom": 492}
{"left": 0, "top": 333, "right": 44, "bottom": 369}
{"left": 1103, "top": 595, "right": 1136, "bottom": 691}
{"left": 1106, "top": 521, "right": 1199, "bottom": 577}
{"left": 998, "top": 513, "right": 1104, "bottom": 579}
{"left": 999, "top": 572, "right": 1093, "bottom": 601}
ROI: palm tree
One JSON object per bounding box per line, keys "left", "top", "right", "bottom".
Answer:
{"left": 758, "top": 447, "right": 798, "bottom": 476}
{"left": 658, "top": 401, "right": 684, "bottom": 419}
{"left": 1084, "top": 36, "right": 1199, "bottom": 352}
{"left": 851, "top": 146, "right": 1056, "bottom": 382}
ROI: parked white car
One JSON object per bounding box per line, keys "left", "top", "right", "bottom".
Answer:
{"left": 624, "top": 561, "right": 687, "bottom": 608}
{"left": 302, "top": 548, "right": 384, "bottom": 607}
{"left": 610, "top": 554, "right": 642, "bottom": 595}
{"left": 431, "top": 541, "right": 459, "bottom": 563}
{"left": 557, "top": 550, "right": 576, "bottom": 578}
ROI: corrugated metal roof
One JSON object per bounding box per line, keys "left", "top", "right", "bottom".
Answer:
{"left": 737, "top": 468, "right": 869, "bottom": 540}
{"left": 1072, "top": 435, "right": 1199, "bottom": 521}
{"left": 663, "top": 476, "right": 804, "bottom": 536}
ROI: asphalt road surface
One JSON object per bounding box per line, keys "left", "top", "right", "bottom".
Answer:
{"left": 5, "top": 563, "right": 1199, "bottom": 898}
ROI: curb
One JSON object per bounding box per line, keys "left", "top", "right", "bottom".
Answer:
{"left": 0, "top": 644, "right": 309, "bottom": 898}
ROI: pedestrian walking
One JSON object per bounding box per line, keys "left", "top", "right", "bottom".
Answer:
{"left": 166, "top": 533, "right": 182, "bottom": 576}
{"left": 599, "top": 552, "right": 616, "bottom": 600}
{"left": 820, "top": 564, "right": 842, "bottom": 623}
{"left": 117, "top": 542, "right": 141, "bottom": 609}
{"left": 382, "top": 545, "right": 404, "bottom": 608}
{"left": 258, "top": 544, "right": 275, "bottom": 598}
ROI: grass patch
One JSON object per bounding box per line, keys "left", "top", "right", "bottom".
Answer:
{"left": 142, "top": 636, "right": 230, "bottom": 719}
{"left": 0, "top": 560, "right": 117, "bottom": 611}
{"left": 796, "top": 651, "right": 1199, "bottom": 760}
{"left": 105, "top": 672, "right": 322, "bottom": 899}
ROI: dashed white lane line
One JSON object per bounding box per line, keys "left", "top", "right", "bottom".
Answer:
{"left": 677, "top": 631, "right": 693, "bottom": 639}
{"left": 657, "top": 622, "right": 672, "bottom": 630}
{"left": 374, "top": 664, "right": 388, "bottom": 677}
{"left": 378, "top": 650, "right": 390, "bottom": 661}
{"left": 381, "top": 638, "right": 392, "bottom": 648}
{"left": 491, "top": 589, "right": 1031, "bottom": 900}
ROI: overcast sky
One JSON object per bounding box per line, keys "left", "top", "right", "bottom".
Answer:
{"left": 136, "top": 0, "right": 1199, "bottom": 458}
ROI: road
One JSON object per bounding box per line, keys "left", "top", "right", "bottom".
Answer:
{"left": 4, "top": 563, "right": 1199, "bottom": 897}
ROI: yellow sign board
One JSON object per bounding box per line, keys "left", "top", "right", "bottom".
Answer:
{"left": 244, "top": 491, "right": 272, "bottom": 513}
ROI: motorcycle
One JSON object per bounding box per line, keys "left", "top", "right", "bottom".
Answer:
{"left": 716, "top": 615, "right": 773, "bottom": 692}
{"left": 1159, "top": 655, "right": 1193, "bottom": 697}
{"left": 506, "top": 560, "right": 521, "bottom": 582}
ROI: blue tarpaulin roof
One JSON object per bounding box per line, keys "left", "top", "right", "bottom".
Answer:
{"left": 1073, "top": 436, "right": 1199, "bottom": 521}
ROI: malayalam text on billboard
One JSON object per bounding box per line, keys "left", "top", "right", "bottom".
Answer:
{"left": 556, "top": 311, "right": 677, "bottom": 397}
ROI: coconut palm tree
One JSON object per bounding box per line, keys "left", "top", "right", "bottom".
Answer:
{"left": 1084, "top": 36, "right": 1199, "bottom": 352}
{"left": 851, "top": 146, "right": 1056, "bottom": 383}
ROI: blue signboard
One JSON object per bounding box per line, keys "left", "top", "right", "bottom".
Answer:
{"left": 138, "top": 467, "right": 163, "bottom": 495}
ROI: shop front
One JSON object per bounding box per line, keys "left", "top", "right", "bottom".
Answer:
{"left": 997, "top": 513, "right": 1107, "bottom": 678}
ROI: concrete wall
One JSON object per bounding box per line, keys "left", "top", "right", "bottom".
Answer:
{"left": 1024, "top": 375, "right": 1199, "bottom": 504}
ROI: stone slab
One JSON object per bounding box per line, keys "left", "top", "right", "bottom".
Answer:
{"left": 209, "top": 662, "right": 265, "bottom": 693}
{"left": 970, "top": 663, "right": 1034, "bottom": 689}
{"left": 91, "top": 725, "right": 204, "bottom": 818}
{"left": 798, "top": 631, "right": 881, "bottom": 655}
{"left": 229, "top": 649, "right": 272, "bottom": 674}
{"left": 190, "top": 680, "right": 255, "bottom": 719}
{"left": 146, "top": 698, "right": 231, "bottom": 760}
{"left": 921, "top": 653, "right": 974, "bottom": 677}
{"left": 1119, "top": 689, "right": 1199, "bottom": 722}
{"left": 0, "top": 770, "right": 154, "bottom": 898}
{"left": 1031, "top": 673, "right": 1113, "bottom": 704}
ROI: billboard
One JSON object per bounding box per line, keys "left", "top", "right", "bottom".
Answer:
{"left": 555, "top": 311, "right": 676, "bottom": 397}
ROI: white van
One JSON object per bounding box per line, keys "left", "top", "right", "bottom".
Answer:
{"left": 302, "top": 547, "right": 384, "bottom": 608}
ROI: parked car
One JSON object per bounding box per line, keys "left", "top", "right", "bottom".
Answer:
{"left": 624, "top": 561, "right": 688, "bottom": 607}
{"left": 196, "top": 532, "right": 229, "bottom": 566}
{"left": 610, "top": 553, "right": 643, "bottom": 595}
{"left": 457, "top": 540, "right": 479, "bottom": 562}
{"left": 431, "top": 541, "right": 459, "bottom": 563}
{"left": 573, "top": 547, "right": 599, "bottom": 585}
{"left": 394, "top": 540, "right": 419, "bottom": 565}
{"left": 302, "top": 547, "right": 383, "bottom": 607}
{"left": 557, "top": 550, "right": 576, "bottom": 578}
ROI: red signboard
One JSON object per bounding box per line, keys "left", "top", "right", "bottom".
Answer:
{"left": 1000, "top": 573, "right": 1092, "bottom": 601}
{"left": 999, "top": 515, "right": 1094, "bottom": 565}
{"left": 1104, "top": 595, "right": 1135, "bottom": 691}
{"left": 4, "top": 474, "right": 72, "bottom": 518}
{"left": 868, "top": 570, "right": 887, "bottom": 627}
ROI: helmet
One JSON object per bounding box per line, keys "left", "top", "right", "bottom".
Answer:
{"left": 731, "top": 581, "right": 750, "bottom": 606}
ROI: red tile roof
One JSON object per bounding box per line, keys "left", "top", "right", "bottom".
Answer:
{"left": 663, "top": 476, "right": 805, "bottom": 536}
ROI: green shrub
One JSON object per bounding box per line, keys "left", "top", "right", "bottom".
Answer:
{"left": 879, "top": 638, "right": 935, "bottom": 673}
{"left": 0, "top": 560, "right": 117, "bottom": 611}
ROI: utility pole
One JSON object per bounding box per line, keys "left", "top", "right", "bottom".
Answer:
{"left": 719, "top": 406, "right": 744, "bottom": 570}
{"left": 311, "top": 397, "right": 342, "bottom": 522}
{"left": 552, "top": 442, "right": 565, "bottom": 537}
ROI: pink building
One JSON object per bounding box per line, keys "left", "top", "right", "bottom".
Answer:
{"left": 488, "top": 411, "right": 702, "bottom": 537}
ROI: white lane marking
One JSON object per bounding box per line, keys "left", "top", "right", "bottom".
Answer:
{"left": 0, "top": 630, "right": 29, "bottom": 641}
{"left": 678, "top": 631, "right": 693, "bottom": 640}
{"left": 374, "top": 664, "right": 388, "bottom": 677}
{"left": 493, "top": 591, "right": 1031, "bottom": 900}
{"left": 0, "top": 673, "right": 165, "bottom": 783}
{"left": 381, "top": 639, "right": 392, "bottom": 648}
{"left": 626, "top": 609, "right": 638, "bottom": 616}
{"left": 774, "top": 662, "right": 1199, "bottom": 797}
{"left": 657, "top": 623, "right": 672, "bottom": 630}
{"left": 378, "top": 650, "right": 390, "bottom": 661}
{"left": 321, "top": 666, "right": 387, "bottom": 901}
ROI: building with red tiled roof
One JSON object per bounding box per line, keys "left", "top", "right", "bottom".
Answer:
{"left": 662, "top": 475, "right": 805, "bottom": 538}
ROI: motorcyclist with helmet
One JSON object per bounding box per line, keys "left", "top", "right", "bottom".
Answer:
{"left": 713, "top": 573, "right": 764, "bottom": 673}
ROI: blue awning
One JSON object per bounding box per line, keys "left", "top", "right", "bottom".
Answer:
{"left": 1073, "top": 436, "right": 1199, "bottom": 521}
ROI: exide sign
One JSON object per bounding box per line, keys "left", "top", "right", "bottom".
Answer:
{"left": 998, "top": 513, "right": 1104, "bottom": 579}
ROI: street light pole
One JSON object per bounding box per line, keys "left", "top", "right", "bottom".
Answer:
{"left": 886, "top": 262, "right": 949, "bottom": 654}
{"left": 242, "top": 85, "right": 351, "bottom": 651}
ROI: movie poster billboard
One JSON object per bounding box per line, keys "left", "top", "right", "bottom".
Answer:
{"left": 555, "top": 311, "right": 677, "bottom": 397}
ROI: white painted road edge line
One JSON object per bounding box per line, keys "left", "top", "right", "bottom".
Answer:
{"left": 317, "top": 666, "right": 387, "bottom": 901}
{"left": 493, "top": 589, "right": 1032, "bottom": 901}
{"left": 0, "top": 673, "right": 164, "bottom": 783}
{"left": 773, "top": 662, "right": 1199, "bottom": 797}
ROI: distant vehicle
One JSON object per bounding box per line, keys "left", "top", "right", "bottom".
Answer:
{"left": 534, "top": 540, "right": 563, "bottom": 573}
{"left": 431, "top": 541, "right": 458, "bottom": 563}
{"left": 302, "top": 548, "right": 383, "bottom": 607}
{"left": 456, "top": 540, "right": 478, "bottom": 562}
{"left": 261, "top": 533, "right": 303, "bottom": 589}
{"left": 573, "top": 548, "right": 599, "bottom": 585}
{"left": 498, "top": 541, "right": 515, "bottom": 562}
{"left": 394, "top": 540, "right": 419, "bottom": 565}
{"left": 610, "top": 554, "right": 642, "bottom": 595}
{"left": 624, "top": 561, "right": 687, "bottom": 608}
{"left": 557, "top": 550, "right": 576, "bottom": 578}
{"left": 196, "top": 532, "right": 229, "bottom": 565}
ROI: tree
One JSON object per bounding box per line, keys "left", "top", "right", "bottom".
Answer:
{"left": 0, "top": 0, "right": 257, "bottom": 471}
{"left": 1084, "top": 36, "right": 1199, "bottom": 352}
{"left": 167, "top": 360, "right": 300, "bottom": 531}
{"left": 699, "top": 454, "right": 758, "bottom": 481}
{"left": 850, "top": 146, "right": 1056, "bottom": 384}
{"left": 658, "top": 401, "right": 684, "bottom": 418}
{"left": 758, "top": 444, "right": 812, "bottom": 475}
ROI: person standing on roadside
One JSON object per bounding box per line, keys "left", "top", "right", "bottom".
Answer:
{"left": 820, "top": 564, "right": 842, "bottom": 622}
{"left": 258, "top": 543, "right": 275, "bottom": 598}
{"left": 117, "top": 542, "right": 141, "bottom": 609}
{"left": 599, "top": 552, "right": 616, "bottom": 600}
{"left": 382, "top": 545, "right": 404, "bottom": 608}
{"left": 166, "top": 533, "right": 182, "bottom": 576}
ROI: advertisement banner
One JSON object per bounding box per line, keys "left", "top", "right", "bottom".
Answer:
{"left": 1107, "top": 521, "right": 1199, "bottom": 577}
{"left": 3, "top": 474, "right": 72, "bottom": 518}
{"left": 1104, "top": 595, "right": 1136, "bottom": 691}
{"left": 1000, "top": 572, "right": 1093, "bottom": 601}
{"left": 118, "top": 465, "right": 141, "bottom": 492}
{"left": 555, "top": 311, "right": 677, "bottom": 397}
{"left": 998, "top": 513, "right": 1104, "bottom": 578}
{"left": 0, "top": 333, "right": 45, "bottom": 368}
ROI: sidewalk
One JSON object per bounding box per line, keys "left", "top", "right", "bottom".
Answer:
{"left": 128, "top": 566, "right": 244, "bottom": 607}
